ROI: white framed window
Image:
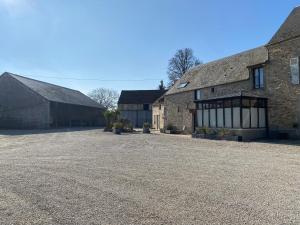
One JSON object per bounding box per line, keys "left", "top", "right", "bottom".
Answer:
{"left": 253, "top": 67, "right": 264, "bottom": 89}
{"left": 195, "top": 90, "right": 201, "bottom": 100}
{"left": 290, "top": 57, "right": 300, "bottom": 85}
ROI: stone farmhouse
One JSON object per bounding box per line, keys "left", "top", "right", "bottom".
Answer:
{"left": 118, "top": 90, "right": 166, "bottom": 128}
{"left": 0, "top": 72, "right": 105, "bottom": 129}
{"left": 160, "top": 6, "right": 300, "bottom": 139}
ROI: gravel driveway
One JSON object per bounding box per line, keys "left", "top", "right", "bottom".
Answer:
{"left": 0, "top": 128, "right": 299, "bottom": 225}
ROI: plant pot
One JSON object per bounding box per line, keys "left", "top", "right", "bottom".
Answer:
{"left": 113, "top": 128, "right": 122, "bottom": 135}
{"left": 143, "top": 128, "right": 150, "bottom": 134}
{"left": 165, "top": 130, "right": 176, "bottom": 134}
{"left": 104, "top": 127, "right": 112, "bottom": 132}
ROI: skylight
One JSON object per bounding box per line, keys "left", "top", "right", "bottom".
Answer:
{"left": 177, "top": 82, "right": 189, "bottom": 89}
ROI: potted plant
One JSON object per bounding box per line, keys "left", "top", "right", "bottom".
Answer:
{"left": 103, "top": 110, "right": 113, "bottom": 132}
{"left": 217, "top": 128, "right": 230, "bottom": 139}
{"left": 113, "top": 122, "right": 123, "bottom": 135}
{"left": 165, "top": 124, "right": 176, "bottom": 134}
{"left": 103, "top": 109, "right": 120, "bottom": 132}
{"left": 143, "top": 122, "right": 151, "bottom": 134}
{"left": 193, "top": 127, "right": 208, "bottom": 138}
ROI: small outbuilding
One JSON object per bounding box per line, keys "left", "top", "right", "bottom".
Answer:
{"left": 152, "top": 95, "right": 165, "bottom": 130}
{"left": 0, "top": 72, "right": 105, "bottom": 129}
{"left": 118, "top": 90, "right": 166, "bottom": 128}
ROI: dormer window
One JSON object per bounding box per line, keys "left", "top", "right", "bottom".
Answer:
{"left": 253, "top": 67, "right": 264, "bottom": 89}
{"left": 177, "top": 82, "right": 189, "bottom": 89}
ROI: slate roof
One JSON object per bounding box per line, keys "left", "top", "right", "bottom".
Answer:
{"left": 3, "top": 72, "right": 104, "bottom": 109}
{"left": 166, "top": 46, "right": 268, "bottom": 96}
{"left": 269, "top": 6, "right": 300, "bottom": 45}
{"left": 118, "top": 90, "right": 167, "bottom": 104}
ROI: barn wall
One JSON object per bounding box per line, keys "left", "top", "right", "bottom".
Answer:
{"left": 120, "top": 110, "right": 152, "bottom": 128}
{"left": 0, "top": 75, "right": 50, "bottom": 129}
{"left": 118, "top": 104, "right": 153, "bottom": 110}
{"left": 50, "top": 102, "right": 105, "bottom": 127}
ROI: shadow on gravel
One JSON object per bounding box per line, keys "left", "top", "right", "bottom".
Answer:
{"left": 256, "top": 139, "right": 300, "bottom": 147}
{"left": 0, "top": 127, "right": 103, "bottom": 136}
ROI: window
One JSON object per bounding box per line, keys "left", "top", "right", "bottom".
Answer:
{"left": 195, "top": 90, "right": 201, "bottom": 100}
{"left": 290, "top": 57, "right": 300, "bottom": 84}
{"left": 211, "top": 87, "right": 215, "bottom": 93}
{"left": 177, "top": 82, "right": 189, "bottom": 89}
{"left": 143, "top": 104, "right": 149, "bottom": 110}
{"left": 253, "top": 67, "right": 264, "bottom": 89}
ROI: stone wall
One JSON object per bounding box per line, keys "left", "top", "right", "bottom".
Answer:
{"left": 164, "top": 91, "right": 194, "bottom": 133}
{"left": 265, "top": 36, "right": 300, "bottom": 138}
{"left": 152, "top": 104, "right": 164, "bottom": 130}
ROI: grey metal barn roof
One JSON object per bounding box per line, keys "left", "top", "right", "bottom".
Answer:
{"left": 118, "top": 90, "right": 167, "bottom": 104}
{"left": 3, "top": 72, "right": 104, "bottom": 109}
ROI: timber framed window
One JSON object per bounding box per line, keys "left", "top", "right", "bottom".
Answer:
{"left": 290, "top": 57, "right": 300, "bottom": 84}
{"left": 253, "top": 67, "right": 264, "bottom": 89}
{"left": 195, "top": 96, "right": 267, "bottom": 129}
{"left": 194, "top": 89, "right": 201, "bottom": 100}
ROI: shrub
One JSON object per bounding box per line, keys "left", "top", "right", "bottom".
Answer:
{"left": 207, "top": 128, "right": 217, "bottom": 135}
{"left": 196, "top": 127, "right": 209, "bottom": 134}
{"left": 104, "top": 109, "right": 120, "bottom": 129}
{"left": 113, "top": 122, "right": 123, "bottom": 129}
{"left": 123, "top": 120, "right": 133, "bottom": 133}
{"left": 217, "top": 128, "right": 231, "bottom": 137}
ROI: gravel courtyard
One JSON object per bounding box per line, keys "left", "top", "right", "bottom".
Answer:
{"left": 0, "top": 129, "right": 299, "bottom": 225}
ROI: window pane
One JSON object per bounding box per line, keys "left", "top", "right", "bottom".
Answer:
{"left": 232, "top": 99, "right": 240, "bottom": 107}
{"left": 217, "top": 108, "right": 224, "bottom": 128}
{"left": 178, "top": 82, "right": 189, "bottom": 88}
{"left": 196, "top": 90, "right": 201, "bottom": 100}
{"left": 242, "top": 108, "right": 250, "bottom": 128}
{"left": 210, "top": 109, "right": 216, "bottom": 128}
{"left": 242, "top": 99, "right": 251, "bottom": 108}
{"left": 203, "top": 109, "right": 209, "bottom": 127}
{"left": 259, "top": 68, "right": 264, "bottom": 88}
{"left": 233, "top": 107, "right": 240, "bottom": 128}
{"left": 251, "top": 107, "right": 258, "bottom": 128}
{"left": 225, "top": 108, "right": 232, "bottom": 128}
{"left": 259, "top": 108, "right": 266, "bottom": 128}
{"left": 255, "top": 69, "right": 260, "bottom": 88}
{"left": 224, "top": 100, "right": 231, "bottom": 108}
{"left": 197, "top": 110, "right": 203, "bottom": 127}
{"left": 216, "top": 101, "right": 223, "bottom": 108}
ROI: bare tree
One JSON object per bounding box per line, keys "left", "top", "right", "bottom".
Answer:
{"left": 167, "top": 48, "right": 202, "bottom": 86}
{"left": 88, "top": 88, "right": 119, "bottom": 110}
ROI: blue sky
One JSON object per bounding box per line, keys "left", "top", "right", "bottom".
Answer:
{"left": 0, "top": 0, "right": 299, "bottom": 94}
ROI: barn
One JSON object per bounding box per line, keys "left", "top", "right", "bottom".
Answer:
{"left": 118, "top": 90, "right": 166, "bottom": 128}
{"left": 0, "top": 72, "right": 105, "bottom": 129}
